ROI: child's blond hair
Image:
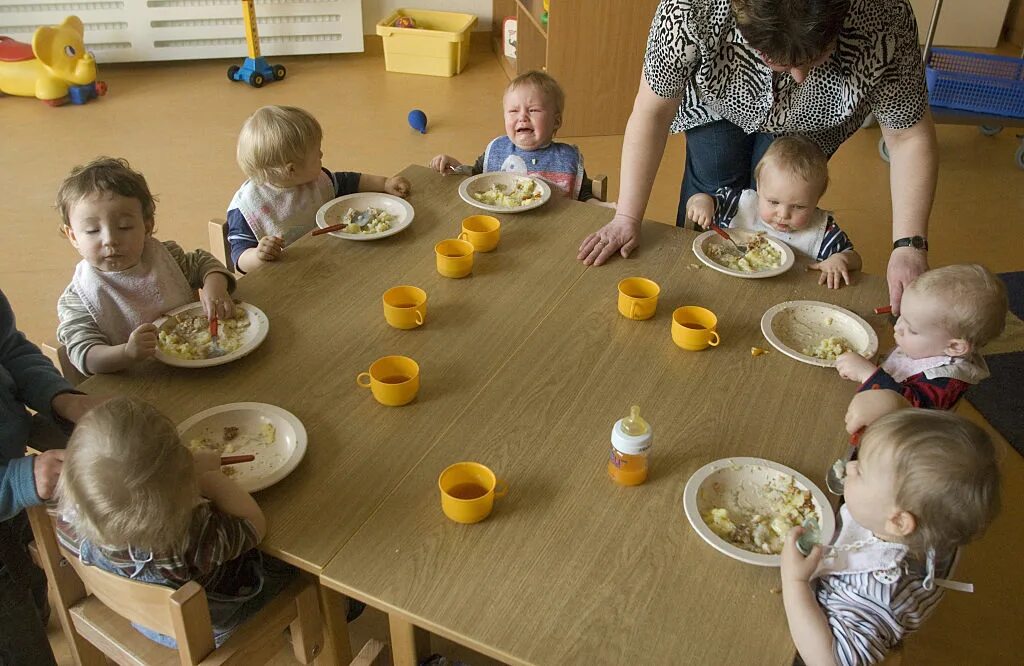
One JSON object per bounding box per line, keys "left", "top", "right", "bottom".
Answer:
{"left": 57, "top": 397, "right": 197, "bottom": 552}
{"left": 906, "top": 264, "right": 1007, "bottom": 347}
{"left": 860, "top": 409, "right": 1000, "bottom": 559}
{"left": 507, "top": 70, "right": 565, "bottom": 120}
{"left": 237, "top": 105, "right": 322, "bottom": 185}
{"left": 754, "top": 135, "right": 830, "bottom": 198}
{"left": 55, "top": 157, "right": 157, "bottom": 231}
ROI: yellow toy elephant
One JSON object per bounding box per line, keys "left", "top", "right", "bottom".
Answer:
{"left": 0, "top": 16, "right": 106, "bottom": 106}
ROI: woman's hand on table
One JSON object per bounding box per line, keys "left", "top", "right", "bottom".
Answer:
{"left": 835, "top": 351, "right": 876, "bottom": 384}
{"left": 887, "top": 247, "right": 928, "bottom": 315}
{"left": 51, "top": 392, "right": 109, "bottom": 424}
{"left": 577, "top": 214, "right": 641, "bottom": 266}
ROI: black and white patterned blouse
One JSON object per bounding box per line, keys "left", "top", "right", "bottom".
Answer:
{"left": 643, "top": 0, "right": 929, "bottom": 156}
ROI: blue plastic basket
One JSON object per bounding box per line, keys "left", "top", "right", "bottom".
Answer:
{"left": 925, "top": 48, "right": 1024, "bottom": 119}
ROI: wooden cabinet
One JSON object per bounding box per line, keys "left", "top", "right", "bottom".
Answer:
{"left": 492, "top": 0, "right": 660, "bottom": 136}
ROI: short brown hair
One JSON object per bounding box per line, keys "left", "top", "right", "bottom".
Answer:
{"left": 860, "top": 409, "right": 1001, "bottom": 559}
{"left": 56, "top": 157, "right": 156, "bottom": 230}
{"left": 237, "top": 105, "right": 323, "bottom": 184}
{"left": 732, "top": 0, "right": 850, "bottom": 67}
{"left": 755, "top": 135, "right": 830, "bottom": 198}
{"left": 58, "top": 397, "right": 198, "bottom": 552}
{"left": 908, "top": 264, "right": 1008, "bottom": 347}
{"left": 507, "top": 70, "right": 565, "bottom": 118}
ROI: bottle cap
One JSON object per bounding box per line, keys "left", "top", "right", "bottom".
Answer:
{"left": 612, "top": 405, "right": 652, "bottom": 455}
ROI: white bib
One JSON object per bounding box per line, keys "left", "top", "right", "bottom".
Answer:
{"left": 228, "top": 171, "right": 336, "bottom": 246}
{"left": 814, "top": 505, "right": 908, "bottom": 582}
{"left": 881, "top": 347, "right": 991, "bottom": 384}
{"left": 72, "top": 238, "right": 195, "bottom": 345}
{"left": 728, "top": 189, "right": 829, "bottom": 260}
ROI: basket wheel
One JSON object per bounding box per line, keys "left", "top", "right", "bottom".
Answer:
{"left": 878, "top": 137, "right": 890, "bottom": 163}
{"left": 979, "top": 125, "right": 1002, "bottom": 136}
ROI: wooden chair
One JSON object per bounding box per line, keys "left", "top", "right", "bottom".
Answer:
{"left": 40, "top": 340, "right": 87, "bottom": 387}
{"left": 27, "top": 505, "right": 324, "bottom": 665}
{"left": 588, "top": 173, "right": 609, "bottom": 202}
{"left": 209, "top": 218, "right": 233, "bottom": 274}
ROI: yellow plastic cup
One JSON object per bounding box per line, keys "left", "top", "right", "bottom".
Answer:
{"left": 671, "top": 306, "right": 721, "bottom": 351}
{"left": 438, "top": 462, "right": 509, "bottom": 524}
{"left": 458, "top": 215, "right": 501, "bottom": 252}
{"left": 356, "top": 355, "right": 420, "bottom": 406}
{"left": 617, "top": 277, "right": 660, "bottom": 320}
{"left": 382, "top": 286, "right": 427, "bottom": 329}
{"left": 435, "top": 239, "right": 474, "bottom": 278}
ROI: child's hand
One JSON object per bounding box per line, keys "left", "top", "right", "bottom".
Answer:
{"left": 191, "top": 449, "right": 222, "bottom": 475}
{"left": 835, "top": 351, "right": 877, "bottom": 383}
{"left": 32, "top": 450, "right": 65, "bottom": 501}
{"left": 845, "top": 389, "right": 910, "bottom": 434}
{"left": 125, "top": 323, "right": 158, "bottom": 361}
{"left": 782, "top": 527, "right": 823, "bottom": 584}
{"left": 685, "top": 194, "right": 715, "bottom": 229}
{"left": 429, "top": 154, "right": 461, "bottom": 174}
{"left": 257, "top": 235, "right": 284, "bottom": 262}
{"left": 385, "top": 176, "right": 411, "bottom": 198}
{"left": 810, "top": 253, "right": 854, "bottom": 289}
{"left": 199, "top": 280, "right": 234, "bottom": 321}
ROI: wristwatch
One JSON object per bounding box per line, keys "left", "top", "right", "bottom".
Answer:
{"left": 892, "top": 236, "right": 928, "bottom": 251}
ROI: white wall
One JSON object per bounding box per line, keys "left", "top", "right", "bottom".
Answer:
{"left": 363, "top": 0, "right": 492, "bottom": 33}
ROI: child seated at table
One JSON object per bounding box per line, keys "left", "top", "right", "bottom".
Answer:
{"left": 228, "top": 105, "right": 412, "bottom": 274}
{"left": 56, "top": 157, "right": 236, "bottom": 376}
{"left": 55, "top": 397, "right": 297, "bottom": 647}
{"left": 781, "top": 409, "right": 1000, "bottom": 666}
{"left": 685, "top": 135, "right": 862, "bottom": 289}
{"left": 428, "top": 70, "right": 598, "bottom": 202}
{"left": 836, "top": 264, "right": 1007, "bottom": 410}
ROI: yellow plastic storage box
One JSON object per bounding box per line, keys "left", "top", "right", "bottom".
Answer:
{"left": 376, "top": 8, "right": 477, "bottom": 77}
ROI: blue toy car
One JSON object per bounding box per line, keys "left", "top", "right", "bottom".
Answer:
{"left": 227, "top": 57, "right": 285, "bottom": 88}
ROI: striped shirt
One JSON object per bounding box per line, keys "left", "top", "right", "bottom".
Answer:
{"left": 712, "top": 186, "right": 854, "bottom": 261}
{"left": 56, "top": 240, "right": 233, "bottom": 375}
{"left": 56, "top": 500, "right": 260, "bottom": 593}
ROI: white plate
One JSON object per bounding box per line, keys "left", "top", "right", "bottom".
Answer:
{"left": 760, "top": 300, "right": 878, "bottom": 368}
{"left": 682, "top": 457, "right": 835, "bottom": 567}
{"left": 178, "top": 403, "right": 307, "bottom": 493}
{"left": 315, "top": 192, "right": 415, "bottom": 241}
{"left": 458, "top": 172, "right": 552, "bottom": 214}
{"left": 154, "top": 302, "right": 269, "bottom": 368}
{"left": 691, "top": 229, "right": 795, "bottom": 279}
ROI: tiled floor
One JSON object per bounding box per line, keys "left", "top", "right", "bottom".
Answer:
{"left": 6, "top": 40, "right": 1022, "bottom": 665}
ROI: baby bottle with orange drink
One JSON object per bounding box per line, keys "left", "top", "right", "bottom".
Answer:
{"left": 608, "top": 405, "right": 652, "bottom": 486}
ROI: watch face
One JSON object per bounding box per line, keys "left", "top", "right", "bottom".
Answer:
{"left": 911, "top": 236, "right": 924, "bottom": 249}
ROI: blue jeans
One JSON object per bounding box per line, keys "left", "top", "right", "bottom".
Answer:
{"left": 677, "top": 119, "right": 776, "bottom": 228}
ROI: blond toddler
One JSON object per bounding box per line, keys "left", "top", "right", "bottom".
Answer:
{"left": 228, "top": 105, "right": 411, "bottom": 274}
{"left": 686, "top": 135, "right": 862, "bottom": 288}
{"left": 56, "top": 157, "right": 235, "bottom": 376}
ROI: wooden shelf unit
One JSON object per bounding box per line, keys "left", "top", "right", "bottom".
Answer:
{"left": 492, "top": 0, "right": 660, "bottom": 136}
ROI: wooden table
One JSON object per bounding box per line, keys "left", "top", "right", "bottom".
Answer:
{"left": 78, "top": 165, "right": 614, "bottom": 661}
{"left": 319, "top": 219, "right": 892, "bottom": 664}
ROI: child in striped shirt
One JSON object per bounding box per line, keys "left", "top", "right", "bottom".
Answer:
{"left": 685, "top": 135, "right": 862, "bottom": 289}
{"left": 55, "top": 397, "right": 296, "bottom": 648}
{"left": 782, "top": 409, "right": 1000, "bottom": 666}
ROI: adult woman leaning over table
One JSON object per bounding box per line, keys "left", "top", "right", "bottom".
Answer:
{"left": 578, "top": 0, "right": 936, "bottom": 314}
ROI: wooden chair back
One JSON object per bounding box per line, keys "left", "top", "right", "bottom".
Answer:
{"left": 588, "top": 173, "right": 608, "bottom": 202}
{"left": 209, "top": 218, "right": 233, "bottom": 274}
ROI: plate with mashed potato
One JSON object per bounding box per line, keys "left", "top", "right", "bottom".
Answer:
{"left": 458, "top": 173, "right": 551, "bottom": 213}
{"left": 315, "top": 192, "right": 415, "bottom": 240}
{"left": 683, "top": 457, "right": 835, "bottom": 567}
{"left": 692, "top": 229, "right": 795, "bottom": 279}
{"left": 154, "top": 301, "right": 269, "bottom": 368}
{"left": 178, "top": 402, "right": 306, "bottom": 492}
{"left": 760, "top": 300, "right": 878, "bottom": 368}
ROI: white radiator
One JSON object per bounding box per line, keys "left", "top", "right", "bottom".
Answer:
{"left": 0, "top": 0, "right": 364, "bottom": 63}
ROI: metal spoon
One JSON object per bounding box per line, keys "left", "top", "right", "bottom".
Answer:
{"left": 711, "top": 226, "right": 748, "bottom": 256}
{"left": 825, "top": 428, "right": 865, "bottom": 495}
{"left": 352, "top": 209, "right": 374, "bottom": 227}
{"left": 208, "top": 316, "right": 227, "bottom": 358}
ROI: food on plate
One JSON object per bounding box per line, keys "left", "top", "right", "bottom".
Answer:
{"left": 706, "top": 231, "right": 783, "bottom": 272}
{"left": 188, "top": 422, "right": 277, "bottom": 457}
{"left": 471, "top": 177, "right": 543, "bottom": 207}
{"left": 702, "top": 473, "right": 818, "bottom": 555}
{"left": 158, "top": 309, "right": 250, "bottom": 360}
{"left": 751, "top": 346, "right": 770, "bottom": 356}
{"left": 802, "top": 336, "right": 851, "bottom": 360}
{"left": 338, "top": 207, "right": 394, "bottom": 234}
